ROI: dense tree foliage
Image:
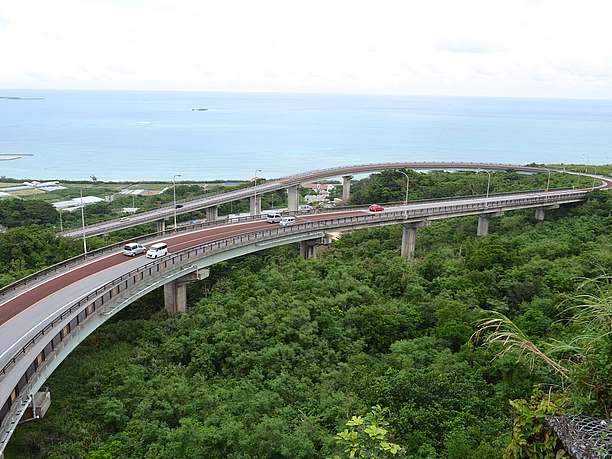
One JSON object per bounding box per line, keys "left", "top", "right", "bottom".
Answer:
{"left": 3, "top": 171, "right": 611, "bottom": 458}
{"left": 0, "top": 199, "right": 58, "bottom": 228}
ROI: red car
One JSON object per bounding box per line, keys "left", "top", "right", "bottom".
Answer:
{"left": 368, "top": 204, "right": 385, "bottom": 212}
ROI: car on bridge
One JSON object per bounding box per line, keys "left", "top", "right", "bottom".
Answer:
{"left": 123, "top": 243, "right": 147, "bottom": 257}
{"left": 368, "top": 204, "right": 385, "bottom": 212}
{"left": 279, "top": 216, "right": 296, "bottom": 226}
{"left": 146, "top": 242, "right": 169, "bottom": 259}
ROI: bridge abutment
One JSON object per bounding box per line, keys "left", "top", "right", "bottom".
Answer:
{"left": 287, "top": 185, "right": 299, "bottom": 212}
{"left": 206, "top": 206, "right": 219, "bottom": 222}
{"left": 250, "top": 195, "right": 262, "bottom": 215}
{"left": 164, "top": 268, "right": 210, "bottom": 315}
{"left": 401, "top": 221, "right": 428, "bottom": 260}
{"left": 342, "top": 175, "right": 353, "bottom": 202}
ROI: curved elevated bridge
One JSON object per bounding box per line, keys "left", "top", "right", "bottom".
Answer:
{"left": 61, "top": 161, "right": 601, "bottom": 238}
{"left": 1, "top": 162, "right": 611, "bottom": 455}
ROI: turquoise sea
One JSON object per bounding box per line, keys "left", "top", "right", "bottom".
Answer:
{"left": 0, "top": 90, "right": 611, "bottom": 181}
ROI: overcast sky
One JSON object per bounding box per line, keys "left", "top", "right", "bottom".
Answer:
{"left": 1, "top": 0, "right": 612, "bottom": 98}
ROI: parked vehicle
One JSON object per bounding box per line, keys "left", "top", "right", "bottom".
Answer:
{"left": 368, "top": 204, "right": 385, "bottom": 212}
{"left": 266, "top": 212, "right": 283, "bottom": 223}
{"left": 122, "top": 243, "right": 147, "bottom": 257}
{"left": 298, "top": 204, "right": 313, "bottom": 212}
{"left": 146, "top": 242, "right": 169, "bottom": 259}
{"left": 279, "top": 216, "right": 296, "bottom": 226}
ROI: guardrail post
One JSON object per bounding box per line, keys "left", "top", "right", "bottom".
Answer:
{"left": 342, "top": 175, "right": 353, "bottom": 202}
{"left": 205, "top": 206, "right": 219, "bottom": 222}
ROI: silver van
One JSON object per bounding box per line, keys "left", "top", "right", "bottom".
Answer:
{"left": 279, "top": 216, "right": 296, "bottom": 226}
{"left": 266, "top": 212, "right": 283, "bottom": 223}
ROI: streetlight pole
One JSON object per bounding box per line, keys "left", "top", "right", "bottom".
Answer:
{"left": 172, "top": 174, "right": 182, "bottom": 229}
{"left": 80, "top": 189, "right": 87, "bottom": 254}
{"left": 253, "top": 169, "right": 262, "bottom": 213}
{"left": 397, "top": 170, "right": 410, "bottom": 218}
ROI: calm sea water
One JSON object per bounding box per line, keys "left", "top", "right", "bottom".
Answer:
{"left": 0, "top": 90, "right": 611, "bottom": 181}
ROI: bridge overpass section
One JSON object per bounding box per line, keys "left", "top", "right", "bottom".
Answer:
{"left": 1, "top": 172, "right": 611, "bottom": 455}
{"left": 59, "top": 161, "right": 602, "bottom": 239}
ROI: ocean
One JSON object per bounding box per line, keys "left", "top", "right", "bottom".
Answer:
{"left": 0, "top": 90, "right": 611, "bottom": 181}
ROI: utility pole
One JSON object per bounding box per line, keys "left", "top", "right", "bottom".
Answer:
{"left": 253, "top": 169, "right": 262, "bottom": 213}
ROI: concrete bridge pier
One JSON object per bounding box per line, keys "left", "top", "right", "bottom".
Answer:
{"left": 287, "top": 185, "right": 299, "bottom": 212}
{"left": 342, "top": 175, "right": 353, "bottom": 202}
{"left": 477, "top": 211, "right": 503, "bottom": 236}
{"left": 249, "top": 195, "right": 262, "bottom": 215}
{"left": 401, "top": 221, "right": 428, "bottom": 260}
{"left": 206, "top": 206, "right": 218, "bottom": 222}
{"left": 164, "top": 268, "right": 210, "bottom": 315}
{"left": 18, "top": 389, "right": 51, "bottom": 425}
{"left": 477, "top": 215, "right": 490, "bottom": 236}
{"left": 157, "top": 219, "right": 166, "bottom": 234}
{"left": 534, "top": 204, "right": 558, "bottom": 221}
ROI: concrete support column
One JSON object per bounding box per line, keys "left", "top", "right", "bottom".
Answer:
{"left": 299, "top": 241, "right": 314, "bottom": 259}
{"left": 164, "top": 282, "right": 187, "bottom": 315}
{"left": 163, "top": 268, "right": 210, "bottom": 315}
{"left": 206, "top": 206, "right": 219, "bottom": 222}
{"left": 249, "top": 194, "right": 262, "bottom": 215}
{"left": 401, "top": 224, "right": 418, "bottom": 260}
{"left": 156, "top": 219, "right": 166, "bottom": 234}
{"left": 477, "top": 215, "right": 490, "bottom": 237}
{"left": 342, "top": 175, "right": 353, "bottom": 202}
{"left": 287, "top": 185, "right": 299, "bottom": 212}
{"left": 534, "top": 208, "right": 545, "bottom": 221}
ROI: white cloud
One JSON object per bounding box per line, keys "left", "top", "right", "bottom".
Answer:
{"left": 0, "top": 0, "right": 612, "bottom": 98}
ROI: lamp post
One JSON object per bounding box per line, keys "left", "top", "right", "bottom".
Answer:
{"left": 253, "top": 169, "right": 262, "bottom": 214}
{"left": 80, "top": 189, "right": 87, "bottom": 254}
{"left": 172, "top": 174, "right": 182, "bottom": 229}
{"left": 396, "top": 169, "right": 410, "bottom": 218}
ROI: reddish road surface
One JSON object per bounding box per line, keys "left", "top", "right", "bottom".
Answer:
{"left": 0, "top": 211, "right": 364, "bottom": 327}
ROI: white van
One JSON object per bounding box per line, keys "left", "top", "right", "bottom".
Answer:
{"left": 298, "top": 204, "right": 313, "bottom": 213}
{"left": 266, "top": 212, "right": 283, "bottom": 223}
{"left": 123, "top": 243, "right": 147, "bottom": 257}
{"left": 146, "top": 242, "right": 169, "bottom": 259}
{"left": 279, "top": 216, "right": 296, "bottom": 226}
